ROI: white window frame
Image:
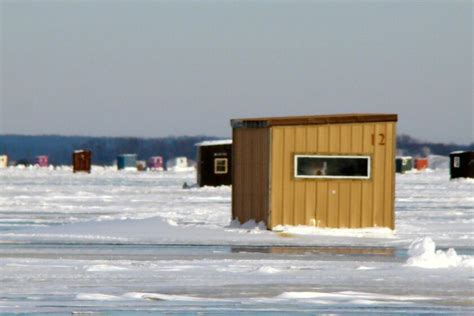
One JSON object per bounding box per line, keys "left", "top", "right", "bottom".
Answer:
{"left": 294, "top": 154, "right": 371, "bottom": 179}
{"left": 214, "top": 158, "right": 228, "bottom": 174}
{"left": 453, "top": 156, "right": 460, "bottom": 168}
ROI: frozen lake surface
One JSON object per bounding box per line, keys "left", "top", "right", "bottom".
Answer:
{"left": 0, "top": 167, "right": 472, "bottom": 314}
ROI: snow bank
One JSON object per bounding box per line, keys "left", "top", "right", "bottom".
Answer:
{"left": 405, "top": 237, "right": 474, "bottom": 269}
{"left": 271, "top": 225, "right": 394, "bottom": 239}
{"left": 275, "top": 291, "right": 435, "bottom": 302}
{"left": 76, "top": 293, "right": 121, "bottom": 301}
{"left": 257, "top": 266, "right": 281, "bottom": 274}
{"left": 167, "top": 166, "right": 195, "bottom": 172}
{"left": 85, "top": 264, "right": 128, "bottom": 272}
{"left": 124, "top": 292, "right": 210, "bottom": 302}
{"left": 228, "top": 219, "right": 267, "bottom": 231}
{"left": 77, "top": 292, "right": 211, "bottom": 302}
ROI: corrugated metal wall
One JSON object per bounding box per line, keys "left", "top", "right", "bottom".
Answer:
{"left": 269, "top": 122, "right": 396, "bottom": 229}
{"left": 232, "top": 128, "right": 270, "bottom": 224}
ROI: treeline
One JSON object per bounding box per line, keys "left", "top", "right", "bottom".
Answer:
{"left": 0, "top": 134, "right": 472, "bottom": 166}
{"left": 0, "top": 135, "right": 218, "bottom": 166}
{"left": 396, "top": 134, "right": 473, "bottom": 157}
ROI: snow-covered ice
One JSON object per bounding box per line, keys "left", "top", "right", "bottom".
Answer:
{"left": 0, "top": 167, "right": 472, "bottom": 314}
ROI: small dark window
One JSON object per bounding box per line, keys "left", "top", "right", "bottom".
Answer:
{"left": 294, "top": 155, "right": 370, "bottom": 179}
{"left": 214, "top": 158, "right": 228, "bottom": 174}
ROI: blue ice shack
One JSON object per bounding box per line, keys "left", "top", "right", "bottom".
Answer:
{"left": 117, "top": 154, "right": 137, "bottom": 170}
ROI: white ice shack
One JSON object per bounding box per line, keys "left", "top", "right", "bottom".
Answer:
{"left": 166, "top": 157, "right": 189, "bottom": 171}
{"left": 0, "top": 155, "right": 8, "bottom": 168}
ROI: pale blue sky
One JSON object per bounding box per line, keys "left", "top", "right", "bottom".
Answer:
{"left": 1, "top": 0, "right": 472, "bottom": 144}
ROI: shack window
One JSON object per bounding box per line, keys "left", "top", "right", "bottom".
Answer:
{"left": 214, "top": 158, "right": 228, "bottom": 174}
{"left": 453, "top": 157, "right": 460, "bottom": 168}
{"left": 294, "top": 155, "right": 370, "bottom": 179}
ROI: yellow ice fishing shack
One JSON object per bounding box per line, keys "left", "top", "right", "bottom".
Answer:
{"left": 231, "top": 113, "right": 398, "bottom": 229}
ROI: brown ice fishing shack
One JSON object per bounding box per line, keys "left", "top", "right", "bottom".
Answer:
{"left": 73, "top": 150, "right": 92, "bottom": 173}
{"left": 196, "top": 140, "right": 232, "bottom": 187}
{"left": 231, "top": 113, "right": 398, "bottom": 229}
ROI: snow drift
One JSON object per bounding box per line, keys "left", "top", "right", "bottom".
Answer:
{"left": 406, "top": 237, "right": 474, "bottom": 269}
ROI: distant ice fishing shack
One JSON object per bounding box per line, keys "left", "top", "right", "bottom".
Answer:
{"left": 231, "top": 113, "right": 398, "bottom": 229}
{"left": 449, "top": 151, "right": 474, "bottom": 179}
{"left": 196, "top": 140, "right": 232, "bottom": 187}
{"left": 73, "top": 150, "right": 92, "bottom": 173}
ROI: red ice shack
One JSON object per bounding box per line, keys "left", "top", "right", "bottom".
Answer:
{"left": 147, "top": 156, "right": 164, "bottom": 170}
{"left": 414, "top": 158, "right": 428, "bottom": 170}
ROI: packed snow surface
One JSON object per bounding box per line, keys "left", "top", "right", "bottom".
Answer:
{"left": 0, "top": 167, "right": 473, "bottom": 314}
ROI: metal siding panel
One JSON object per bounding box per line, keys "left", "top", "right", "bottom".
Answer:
{"left": 253, "top": 130, "right": 265, "bottom": 221}
{"left": 339, "top": 182, "right": 351, "bottom": 227}
{"left": 270, "top": 127, "right": 284, "bottom": 227}
{"left": 232, "top": 128, "right": 270, "bottom": 225}
{"left": 316, "top": 182, "right": 328, "bottom": 227}
{"left": 340, "top": 125, "right": 351, "bottom": 153}
{"left": 318, "top": 125, "right": 329, "bottom": 152}
{"left": 361, "top": 124, "right": 375, "bottom": 227}
{"left": 384, "top": 122, "right": 396, "bottom": 229}
{"left": 294, "top": 127, "right": 306, "bottom": 225}
{"left": 249, "top": 130, "right": 257, "bottom": 221}
{"left": 237, "top": 129, "right": 246, "bottom": 222}
{"left": 233, "top": 129, "right": 246, "bottom": 222}
{"left": 329, "top": 125, "right": 340, "bottom": 153}
{"left": 327, "top": 182, "right": 339, "bottom": 227}
{"left": 338, "top": 125, "right": 351, "bottom": 227}
{"left": 241, "top": 129, "right": 250, "bottom": 222}
{"left": 349, "top": 124, "right": 363, "bottom": 227}
{"left": 231, "top": 129, "right": 240, "bottom": 221}
{"left": 349, "top": 182, "right": 362, "bottom": 228}
{"left": 263, "top": 128, "right": 270, "bottom": 223}
{"left": 316, "top": 125, "right": 329, "bottom": 227}
{"left": 327, "top": 125, "right": 340, "bottom": 227}
{"left": 373, "top": 123, "right": 386, "bottom": 227}
{"left": 265, "top": 121, "right": 393, "bottom": 229}
{"left": 304, "top": 126, "right": 318, "bottom": 226}
{"left": 351, "top": 125, "right": 363, "bottom": 153}
{"left": 392, "top": 123, "right": 397, "bottom": 228}
{"left": 282, "top": 127, "right": 295, "bottom": 225}
{"left": 258, "top": 129, "right": 270, "bottom": 222}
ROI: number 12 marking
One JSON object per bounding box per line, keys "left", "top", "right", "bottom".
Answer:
{"left": 371, "top": 133, "right": 385, "bottom": 146}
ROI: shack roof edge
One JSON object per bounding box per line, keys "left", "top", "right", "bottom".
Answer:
{"left": 231, "top": 113, "right": 398, "bottom": 128}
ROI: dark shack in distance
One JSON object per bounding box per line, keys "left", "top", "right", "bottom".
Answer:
{"left": 395, "top": 156, "right": 413, "bottom": 174}
{"left": 73, "top": 150, "right": 92, "bottom": 173}
{"left": 450, "top": 151, "right": 474, "bottom": 179}
{"left": 196, "top": 140, "right": 232, "bottom": 187}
